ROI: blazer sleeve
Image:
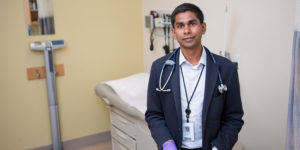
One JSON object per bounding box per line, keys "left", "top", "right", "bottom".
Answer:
{"left": 211, "top": 65, "right": 244, "bottom": 150}
{"left": 145, "top": 61, "right": 174, "bottom": 149}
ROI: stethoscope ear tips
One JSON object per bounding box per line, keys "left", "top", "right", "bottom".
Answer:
{"left": 218, "top": 84, "right": 227, "bottom": 94}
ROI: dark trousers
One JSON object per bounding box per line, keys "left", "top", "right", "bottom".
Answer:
{"left": 181, "top": 148, "right": 202, "bottom": 150}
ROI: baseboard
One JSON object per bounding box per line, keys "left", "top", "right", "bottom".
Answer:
{"left": 30, "top": 131, "right": 111, "bottom": 150}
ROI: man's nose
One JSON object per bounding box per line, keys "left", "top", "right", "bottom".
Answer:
{"left": 183, "top": 25, "right": 191, "bottom": 34}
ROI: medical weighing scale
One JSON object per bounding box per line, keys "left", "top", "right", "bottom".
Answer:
{"left": 30, "top": 40, "right": 64, "bottom": 150}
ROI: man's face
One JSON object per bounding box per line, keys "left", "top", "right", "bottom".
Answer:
{"left": 172, "top": 11, "right": 206, "bottom": 50}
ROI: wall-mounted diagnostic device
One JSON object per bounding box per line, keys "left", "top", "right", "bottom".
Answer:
{"left": 30, "top": 40, "right": 65, "bottom": 150}
{"left": 145, "top": 11, "right": 173, "bottom": 54}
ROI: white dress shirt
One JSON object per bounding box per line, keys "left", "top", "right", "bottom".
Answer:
{"left": 179, "top": 47, "right": 206, "bottom": 149}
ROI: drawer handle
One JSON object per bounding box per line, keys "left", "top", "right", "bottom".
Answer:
{"left": 115, "top": 128, "right": 129, "bottom": 140}
{"left": 117, "top": 115, "right": 130, "bottom": 125}
{"left": 118, "top": 144, "right": 128, "bottom": 150}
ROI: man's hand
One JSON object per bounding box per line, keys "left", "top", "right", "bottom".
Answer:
{"left": 163, "top": 140, "right": 177, "bottom": 150}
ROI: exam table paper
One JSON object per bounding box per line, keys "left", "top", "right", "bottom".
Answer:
{"left": 103, "top": 73, "right": 149, "bottom": 114}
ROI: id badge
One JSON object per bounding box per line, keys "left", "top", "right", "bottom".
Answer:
{"left": 183, "top": 122, "right": 195, "bottom": 141}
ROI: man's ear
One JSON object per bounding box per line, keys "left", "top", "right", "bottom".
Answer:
{"left": 201, "top": 22, "right": 207, "bottom": 35}
{"left": 172, "top": 28, "right": 177, "bottom": 40}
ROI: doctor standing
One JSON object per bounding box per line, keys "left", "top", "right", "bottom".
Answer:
{"left": 145, "top": 3, "right": 244, "bottom": 150}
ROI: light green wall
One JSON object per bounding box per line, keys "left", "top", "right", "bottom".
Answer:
{"left": 0, "top": 0, "right": 143, "bottom": 149}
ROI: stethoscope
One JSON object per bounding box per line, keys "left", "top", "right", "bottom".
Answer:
{"left": 156, "top": 47, "right": 228, "bottom": 94}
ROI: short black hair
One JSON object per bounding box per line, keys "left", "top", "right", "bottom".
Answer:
{"left": 171, "top": 3, "right": 204, "bottom": 28}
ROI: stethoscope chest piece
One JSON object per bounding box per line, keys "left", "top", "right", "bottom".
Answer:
{"left": 218, "top": 84, "right": 227, "bottom": 94}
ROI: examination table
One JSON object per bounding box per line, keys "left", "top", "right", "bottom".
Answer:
{"left": 94, "top": 73, "right": 243, "bottom": 150}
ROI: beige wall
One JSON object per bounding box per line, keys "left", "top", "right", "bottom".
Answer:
{"left": 143, "top": 0, "right": 296, "bottom": 149}
{"left": 0, "top": 0, "right": 143, "bottom": 149}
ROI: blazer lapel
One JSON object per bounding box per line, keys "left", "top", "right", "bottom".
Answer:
{"left": 170, "top": 50, "right": 182, "bottom": 128}
{"left": 202, "top": 47, "right": 218, "bottom": 134}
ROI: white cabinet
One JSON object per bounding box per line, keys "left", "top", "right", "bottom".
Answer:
{"left": 109, "top": 107, "right": 156, "bottom": 150}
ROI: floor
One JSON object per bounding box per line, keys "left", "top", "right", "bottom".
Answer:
{"left": 77, "top": 140, "right": 112, "bottom": 150}
{"left": 71, "top": 139, "right": 244, "bottom": 150}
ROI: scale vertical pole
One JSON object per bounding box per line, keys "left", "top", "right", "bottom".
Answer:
{"left": 44, "top": 41, "right": 62, "bottom": 150}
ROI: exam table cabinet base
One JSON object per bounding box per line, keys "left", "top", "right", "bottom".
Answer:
{"left": 109, "top": 107, "right": 157, "bottom": 150}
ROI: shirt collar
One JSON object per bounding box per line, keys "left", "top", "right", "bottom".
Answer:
{"left": 179, "top": 46, "right": 207, "bottom": 67}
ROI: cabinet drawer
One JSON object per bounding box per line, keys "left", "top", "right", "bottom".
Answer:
{"left": 110, "top": 111, "right": 136, "bottom": 138}
{"left": 111, "top": 126, "right": 136, "bottom": 150}
{"left": 112, "top": 138, "right": 130, "bottom": 150}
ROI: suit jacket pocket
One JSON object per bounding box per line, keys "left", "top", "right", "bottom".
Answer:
{"left": 158, "top": 91, "right": 177, "bottom": 114}
{"left": 207, "top": 94, "right": 225, "bottom": 121}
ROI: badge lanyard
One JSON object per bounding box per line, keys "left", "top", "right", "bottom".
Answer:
{"left": 180, "top": 64, "right": 205, "bottom": 123}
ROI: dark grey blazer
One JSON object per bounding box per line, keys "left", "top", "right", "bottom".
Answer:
{"left": 145, "top": 47, "right": 244, "bottom": 150}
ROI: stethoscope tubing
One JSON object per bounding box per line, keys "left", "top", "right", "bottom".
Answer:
{"left": 156, "top": 49, "right": 178, "bottom": 92}
{"left": 156, "top": 47, "right": 227, "bottom": 94}
{"left": 206, "top": 48, "right": 225, "bottom": 86}
{"left": 157, "top": 63, "right": 174, "bottom": 92}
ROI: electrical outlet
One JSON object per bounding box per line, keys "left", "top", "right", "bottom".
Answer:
{"left": 232, "top": 54, "right": 240, "bottom": 64}
{"left": 232, "top": 54, "right": 240, "bottom": 69}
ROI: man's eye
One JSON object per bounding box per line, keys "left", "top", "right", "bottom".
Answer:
{"left": 177, "top": 25, "right": 183, "bottom": 28}
{"left": 190, "top": 23, "right": 196, "bottom": 26}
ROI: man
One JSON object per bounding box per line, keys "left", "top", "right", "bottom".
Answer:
{"left": 145, "top": 3, "right": 244, "bottom": 150}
